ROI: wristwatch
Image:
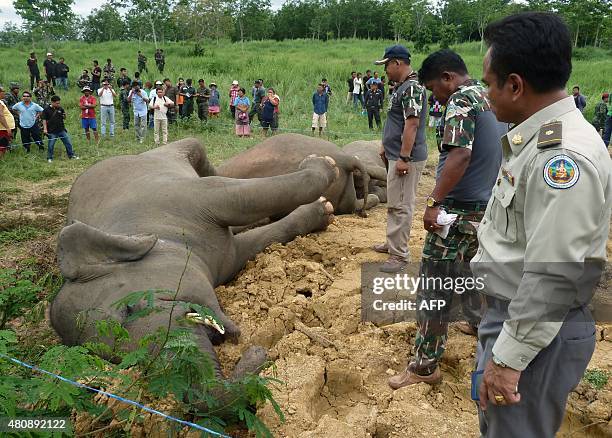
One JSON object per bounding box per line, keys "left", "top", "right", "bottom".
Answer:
{"left": 492, "top": 355, "right": 509, "bottom": 368}
{"left": 399, "top": 154, "right": 413, "bottom": 163}
{"left": 426, "top": 196, "right": 442, "bottom": 208}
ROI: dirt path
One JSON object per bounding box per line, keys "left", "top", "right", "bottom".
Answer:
{"left": 215, "top": 169, "right": 612, "bottom": 437}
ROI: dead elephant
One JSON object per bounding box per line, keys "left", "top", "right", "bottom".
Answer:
{"left": 216, "top": 133, "right": 380, "bottom": 215}
{"left": 343, "top": 139, "right": 388, "bottom": 204}
{"left": 50, "top": 138, "right": 339, "bottom": 416}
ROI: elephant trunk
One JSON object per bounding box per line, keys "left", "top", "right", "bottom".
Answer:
{"left": 349, "top": 155, "right": 370, "bottom": 216}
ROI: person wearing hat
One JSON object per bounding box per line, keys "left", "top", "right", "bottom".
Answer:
{"left": 208, "top": 83, "right": 221, "bottom": 118}
{"left": 11, "top": 91, "right": 44, "bottom": 152}
{"left": 229, "top": 80, "right": 240, "bottom": 118}
{"left": 4, "top": 83, "right": 21, "bottom": 142}
{"left": 371, "top": 44, "right": 428, "bottom": 273}
{"left": 79, "top": 86, "right": 99, "bottom": 142}
{"left": 98, "top": 80, "right": 117, "bottom": 137}
{"left": 592, "top": 93, "right": 608, "bottom": 137}
{"left": 148, "top": 87, "right": 174, "bottom": 145}
{"left": 0, "top": 86, "right": 15, "bottom": 149}
{"left": 43, "top": 53, "right": 56, "bottom": 85}
{"left": 196, "top": 79, "right": 211, "bottom": 122}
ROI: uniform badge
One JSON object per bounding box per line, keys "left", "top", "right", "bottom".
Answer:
{"left": 511, "top": 133, "right": 523, "bottom": 145}
{"left": 543, "top": 155, "right": 579, "bottom": 189}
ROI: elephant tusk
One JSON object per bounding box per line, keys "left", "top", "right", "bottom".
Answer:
{"left": 186, "top": 312, "right": 226, "bottom": 334}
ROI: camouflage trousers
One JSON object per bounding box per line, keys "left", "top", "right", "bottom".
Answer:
{"left": 408, "top": 203, "right": 485, "bottom": 376}
{"left": 121, "top": 106, "right": 130, "bottom": 129}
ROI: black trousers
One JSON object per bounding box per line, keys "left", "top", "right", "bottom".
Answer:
{"left": 367, "top": 107, "right": 381, "bottom": 129}
{"left": 20, "top": 124, "right": 43, "bottom": 152}
{"left": 30, "top": 72, "right": 40, "bottom": 90}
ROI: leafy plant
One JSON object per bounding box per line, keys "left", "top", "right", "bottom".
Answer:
{"left": 583, "top": 368, "right": 609, "bottom": 390}
{"left": 0, "top": 269, "right": 41, "bottom": 329}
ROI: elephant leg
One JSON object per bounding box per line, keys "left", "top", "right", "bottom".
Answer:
{"left": 207, "top": 156, "right": 339, "bottom": 227}
{"left": 371, "top": 185, "right": 387, "bottom": 203}
{"left": 356, "top": 194, "right": 380, "bottom": 211}
{"left": 226, "top": 198, "right": 334, "bottom": 279}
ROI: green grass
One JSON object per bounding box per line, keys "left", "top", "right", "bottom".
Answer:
{"left": 0, "top": 225, "right": 48, "bottom": 245}
{"left": 1, "top": 39, "right": 609, "bottom": 186}
{"left": 583, "top": 368, "right": 610, "bottom": 390}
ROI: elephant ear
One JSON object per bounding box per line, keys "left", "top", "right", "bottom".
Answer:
{"left": 58, "top": 220, "right": 158, "bottom": 281}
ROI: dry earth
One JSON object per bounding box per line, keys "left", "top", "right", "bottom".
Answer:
{"left": 1, "top": 162, "right": 611, "bottom": 437}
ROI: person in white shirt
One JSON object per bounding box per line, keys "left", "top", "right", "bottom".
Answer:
{"left": 148, "top": 87, "right": 174, "bottom": 145}
{"left": 97, "top": 80, "right": 117, "bottom": 137}
{"left": 353, "top": 72, "right": 365, "bottom": 111}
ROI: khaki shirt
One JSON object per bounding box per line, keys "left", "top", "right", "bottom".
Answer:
{"left": 0, "top": 100, "right": 15, "bottom": 131}
{"left": 471, "top": 96, "right": 612, "bottom": 371}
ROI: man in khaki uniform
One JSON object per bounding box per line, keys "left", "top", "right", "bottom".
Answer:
{"left": 472, "top": 12, "right": 612, "bottom": 437}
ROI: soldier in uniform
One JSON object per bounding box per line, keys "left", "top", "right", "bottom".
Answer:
{"left": 472, "top": 12, "right": 611, "bottom": 437}
{"left": 137, "top": 51, "right": 148, "bottom": 74}
{"left": 371, "top": 45, "right": 428, "bottom": 273}
{"left": 33, "top": 80, "right": 55, "bottom": 107}
{"left": 4, "top": 83, "right": 21, "bottom": 141}
{"left": 196, "top": 79, "right": 211, "bottom": 122}
{"left": 388, "top": 49, "right": 505, "bottom": 389}
{"left": 119, "top": 81, "right": 131, "bottom": 130}
{"left": 155, "top": 49, "right": 165, "bottom": 74}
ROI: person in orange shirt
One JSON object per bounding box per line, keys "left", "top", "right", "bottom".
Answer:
{"left": 175, "top": 78, "right": 185, "bottom": 117}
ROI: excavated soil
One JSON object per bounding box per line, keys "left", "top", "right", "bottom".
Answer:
{"left": 215, "top": 167, "right": 612, "bottom": 438}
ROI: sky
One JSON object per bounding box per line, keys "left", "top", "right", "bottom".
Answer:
{"left": 0, "top": 0, "right": 287, "bottom": 26}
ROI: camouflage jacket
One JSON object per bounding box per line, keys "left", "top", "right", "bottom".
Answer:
{"left": 138, "top": 54, "right": 147, "bottom": 66}
{"left": 103, "top": 63, "right": 115, "bottom": 81}
{"left": 34, "top": 85, "right": 55, "bottom": 107}
{"left": 441, "top": 79, "right": 490, "bottom": 149}
{"left": 4, "top": 92, "right": 20, "bottom": 118}
{"left": 119, "top": 88, "right": 130, "bottom": 108}
{"left": 592, "top": 101, "right": 608, "bottom": 129}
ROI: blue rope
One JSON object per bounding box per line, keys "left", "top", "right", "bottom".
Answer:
{"left": 0, "top": 352, "right": 230, "bottom": 438}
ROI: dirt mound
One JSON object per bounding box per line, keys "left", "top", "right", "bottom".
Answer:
{"left": 216, "top": 202, "right": 612, "bottom": 437}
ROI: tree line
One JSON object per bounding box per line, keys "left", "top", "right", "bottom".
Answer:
{"left": 2, "top": 0, "right": 610, "bottom": 50}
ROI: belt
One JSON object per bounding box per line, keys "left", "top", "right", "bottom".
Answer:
{"left": 101, "top": 104, "right": 114, "bottom": 107}
{"left": 442, "top": 199, "right": 489, "bottom": 212}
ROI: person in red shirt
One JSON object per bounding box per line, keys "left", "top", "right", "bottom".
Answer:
{"left": 229, "top": 80, "right": 240, "bottom": 118}
{"left": 79, "top": 86, "right": 99, "bottom": 142}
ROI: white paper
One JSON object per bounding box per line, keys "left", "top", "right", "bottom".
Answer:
{"left": 434, "top": 210, "right": 458, "bottom": 239}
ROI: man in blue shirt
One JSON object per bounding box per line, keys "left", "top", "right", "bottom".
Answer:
{"left": 312, "top": 84, "right": 329, "bottom": 137}
{"left": 12, "top": 91, "right": 44, "bottom": 152}
{"left": 128, "top": 81, "right": 150, "bottom": 143}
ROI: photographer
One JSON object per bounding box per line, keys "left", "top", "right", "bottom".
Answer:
{"left": 98, "top": 80, "right": 117, "bottom": 137}
{"left": 127, "top": 81, "right": 149, "bottom": 143}
{"left": 149, "top": 87, "right": 174, "bottom": 145}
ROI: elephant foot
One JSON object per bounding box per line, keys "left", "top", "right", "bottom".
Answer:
{"left": 231, "top": 346, "right": 268, "bottom": 380}
{"left": 299, "top": 154, "right": 340, "bottom": 184}
{"left": 357, "top": 193, "right": 380, "bottom": 211}
{"left": 291, "top": 196, "right": 335, "bottom": 233}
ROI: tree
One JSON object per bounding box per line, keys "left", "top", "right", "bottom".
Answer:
{"left": 13, "top": 0, "right": 76, "bottom": 43}
{"left": 231, "top": 0, "right": 274, "bottom": 41}
{"left": 83, "top": 5, "right": 126, "bottom": 42}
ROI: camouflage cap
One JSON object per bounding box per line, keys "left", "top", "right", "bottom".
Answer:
{"left": 9, "top": 82, "right": 20, "bottom": 89}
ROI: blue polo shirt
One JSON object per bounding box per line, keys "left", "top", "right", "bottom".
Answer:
{"left": 312, "top": 92, "right": 329, "bottom": 115}
{"left": 12, "top": 101, "right": 44, "bottom": 128}
{"left": 129, "top": 90, "right": 149, "bottom": 117}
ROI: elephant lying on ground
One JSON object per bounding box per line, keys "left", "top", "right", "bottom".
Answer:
{"left": 217, "top": 133, "right": 382, "bottom": 215}
{"left": 343, "top": 140, "right": 388, "bottom": 204}
{"left": 50, "top": 138, "right": 338, "bottom": 410}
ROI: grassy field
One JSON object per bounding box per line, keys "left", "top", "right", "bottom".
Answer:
{"left": 0, "top": 39, "right": 610, "bottom": 436}
{"left": 0, "top": 38, "right": 611, "bottom": 187}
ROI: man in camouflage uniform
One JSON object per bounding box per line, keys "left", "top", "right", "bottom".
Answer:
{"left": 388, "top": 50, "right": 506, "bottom": 389}
{"left": 196, "top": 79, "right": 211, "bottom": 122}
{"left": 33, "top": 80, "right": 55, "bottom": 107}
{"left": 592, "top": 93, "right": 608, "bottom": 136}
{"left": 103, "top": 59, "right": 115, "bottom": 83}
{"left": 4, "top": 83, "right": 21, "bottom": 141}
{"left": 155, "top": 49, "right": 165, "bottom": 74}
{"left": 119, "top": 81, "right": 131, "bottom": 130}
{"left": 137, "top": 51, "right": 148, "bottom": 74}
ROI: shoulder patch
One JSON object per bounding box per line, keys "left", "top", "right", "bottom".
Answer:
{"left": 537, "top": 121, "right": 562, "bottom": 149}
{"left": 543, "top": 154, "right": 579, "bottom": 189}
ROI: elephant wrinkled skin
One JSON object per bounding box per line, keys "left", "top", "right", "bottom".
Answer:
{"left": 50, "top": 137, "right": 338, "bottom": 392}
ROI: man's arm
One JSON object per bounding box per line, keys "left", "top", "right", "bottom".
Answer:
{"left": 399, "top": 83, "right": 425, "bottom": 159}
{"left": 492, "top": 151, "right": 607, "bottom": 371}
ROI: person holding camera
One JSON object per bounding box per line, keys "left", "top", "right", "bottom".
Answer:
{"left": 127, "top": 81, "right": 149, "bottom": 143}
{"left": 98, "top": 80, "right": 117, "bottom": 137}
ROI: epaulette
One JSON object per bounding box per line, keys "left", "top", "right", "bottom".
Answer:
{"left": 537, "top": 121, "right": 562, "bottom": 149}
